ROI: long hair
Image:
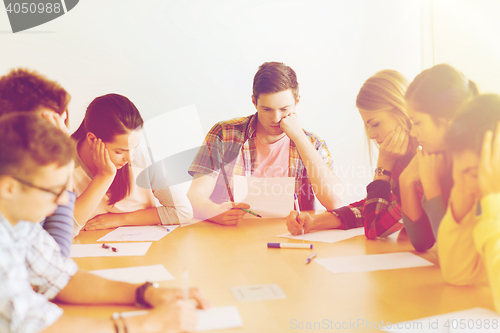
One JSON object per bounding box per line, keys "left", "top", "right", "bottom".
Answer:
{"left": 446, "top": 94, "right": 500, "bottom": 154}
{"left": 72, "top": 94, "right": 143, "bottom": 205}
{"left": 356, "top": 69, "right": 413, "bottom": 159}
{"left": 405, "top": 64, "right": 478, "bottom": 122}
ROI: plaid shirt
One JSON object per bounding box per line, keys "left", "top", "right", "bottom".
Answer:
{"left": 188, "top": 113, "right": 335, "bottom": 210}
{"left": 331, "top": 152, "right": 414, "bottom": 239}
{"left": 0, "top": 214, "right": 78, "bottom": 333}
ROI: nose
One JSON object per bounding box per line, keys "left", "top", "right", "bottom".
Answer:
{"left": 367, "top": 128, "right": 377, "bottom": 140}
{"left": 124, "top": 151, "right": 132, "bottom": 164}
{"left": 274, "top": 111, "right": 282, "bottom": 124}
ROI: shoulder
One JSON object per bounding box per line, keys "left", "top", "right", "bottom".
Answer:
{"left": 204, "top": 114, "right": 254, "bottom": 142}
{"left": 213, "top": 115, "right": 253, "bottom": 131}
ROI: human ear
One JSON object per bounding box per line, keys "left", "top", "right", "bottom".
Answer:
{"left": 295, "top": 95, "right": 301, "bottom": 105}
{"left": 251, "top": 95, "right": 257, "bottom": 108}
{"left": 86, "top": 132, "right": 97, "bottom": 145}
{"left": 0, "top": 176, "right": 17, "bottom": 200}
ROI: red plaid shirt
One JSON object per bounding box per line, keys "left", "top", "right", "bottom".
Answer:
{"left": 331, "top": 153, "right": 414, "bottom": 239}
{"left": 188, "top": 113, "right": 335, "bottom": 210}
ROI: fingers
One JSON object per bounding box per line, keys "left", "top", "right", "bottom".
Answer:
{"left": 481, "top": 130, "right": 493, "bottom": 174}
{"left": 41, "top": 111, "right": 70, "bottom": 135}
{"left": 379, "top": 130, "right": 395, "bottom": 149}
{"left": 493, "top": 121, "right": 500, "bottom": 165}
{"left": 189, "top": 287, "right": 210, "bottom": 309}
{"left": 234, "top": 202, "right": 251, "bottom": 210}
{"left": 286, "top": 211, "right": 302, "bottom": 235}
{"left": 386, "top": 126, "right": 402, "bottom": 152}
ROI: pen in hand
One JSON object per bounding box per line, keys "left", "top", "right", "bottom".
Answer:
{"left": 293, "top": 193, "right": 304, "bottom": 236}
{"left": 183, "top": 269, "right": 189, "bottom": 301}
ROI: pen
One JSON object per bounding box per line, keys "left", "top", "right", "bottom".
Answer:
{"left": 182, "top": 269, "right": 189, "bottom": 301}
{"left": 294, "top": 193, "right": 304, "bottom": 236}
{"left": 267, "top": 242, "right": 313, "bottom": 249}
{"left": 305, "top": 252, "right": 317, "bottom": 264}
{"left": 240, "top": 208, "right": 262, "bottom": 218}
{"left": 102, "top": 243, "right": 118, "bottom": 252}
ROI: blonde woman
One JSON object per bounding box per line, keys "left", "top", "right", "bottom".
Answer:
{"left": 286, "top": 70, "right": 415, "bottom": 238}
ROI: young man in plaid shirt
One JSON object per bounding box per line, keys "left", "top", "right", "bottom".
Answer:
{"left": 187, "top": 62, "right": 343, "bottom": 225}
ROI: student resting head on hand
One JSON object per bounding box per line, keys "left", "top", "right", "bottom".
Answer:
{"left": 0, "top": 113, "right": 209, "bottom": 333}
{"left": 71, "top": 93, "right": 193, "bottom": 232}
{"left": 399, "top": 63, "right": 478, "bottom": 252}
{"left": 437, "top": 94, "right": 500, "bottom": 312}
{"left": 286, "top": 69, "right": 415, "bottom": 239}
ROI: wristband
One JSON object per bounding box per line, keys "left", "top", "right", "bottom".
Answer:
{"left": 375, "top": 167, "right": 392, "bottom": 177}
{"left": 135, "top": 281, "right": 159, "bottom": 308}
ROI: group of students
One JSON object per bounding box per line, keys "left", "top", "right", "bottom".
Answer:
{"left": 1, "top": 60, "right": 500, "bottom": 332}
{"left": 285, "top": 64, "right": 500, "bottom": 312}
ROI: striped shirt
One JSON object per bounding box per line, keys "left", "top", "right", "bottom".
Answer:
{"left": 188, "top": 113, "right": 335, "bottom": 210}
{"left": 0, "top": 213, "right": 78, "bottom": 333}
{"left": 41, "top": 191, "right": 76, "bottom": 257}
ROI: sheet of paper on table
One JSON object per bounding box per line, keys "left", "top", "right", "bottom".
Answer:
{"left": 196, "top": 306, "right": 244, "bottom": 331}
{"left": 233, "top": 175, "right": 294, "bottom": 218}
{"left": 278, "top": 227, "right": 365, "bottom": 243}
{"left": 315, "top": 252, "right": 433, "bottom": 274}
{"left": 230, "top": 284, "right": 286, "bottom": 301}
{"left": 97, "top": 225, "right": 179, "bottom": 242}
{"left": 70, "top": 242, "right": 152, "bottom": 258}
{"left": 117, "top": 306, "right": 243, "bottom": 332}
{"left": 382, "top": 307, "right": 500, "bottom": 333}
{"left": 89, "top": 264, "right": 174, "bottom": 283}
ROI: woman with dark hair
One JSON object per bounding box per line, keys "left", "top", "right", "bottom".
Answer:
{"left": 72, "top": 93, "right": 192, "bottom": 232}
{"left": 400, "top": 64, "right": 478, "bottom": 251}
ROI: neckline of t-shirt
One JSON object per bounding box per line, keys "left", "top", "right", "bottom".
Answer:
{"left": 255, "top": 133, "right": 289, "bottom": 147}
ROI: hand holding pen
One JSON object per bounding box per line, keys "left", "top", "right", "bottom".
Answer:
{"left": 286, "top": 210, "right": 314, "bottom": 236}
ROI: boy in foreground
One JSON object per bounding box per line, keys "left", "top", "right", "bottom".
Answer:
{"left": 0, "top": 113, "right": 209, "bottom": 333}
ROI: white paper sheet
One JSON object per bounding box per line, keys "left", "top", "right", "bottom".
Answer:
{"left": 89, "top": 264, "right": 174, "bottom": 283}
{"left": 196, "top": 306, "right": 244, "bottom": 331}
{"left": 278, "top": 227, "right": 365, "bottom": 243}
{"left": 70, "top": 242, "right": 152, "bottom": 258}
{"left": 116, "top": 306, "right": 243, "bottom": 332}
{"left": 230, "top": 284, "right": 286, "bottom": 301}
{"left": 315, "top": 252, "right": 433, "bottom": 274}
{"left": 97, "top": 225, "right": 179, "bottom": 242}
{"left": 382, "top": 307, "right": 500, "bottom": 333}
{"left": 233, "top": 175, "right": 295, "bottom": 218}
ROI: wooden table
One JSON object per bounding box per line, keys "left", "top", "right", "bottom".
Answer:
{"left": 61, "top": 214, "right": 494, "bottom": 332}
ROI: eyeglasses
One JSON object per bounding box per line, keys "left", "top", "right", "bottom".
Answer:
{"left": 12, "top": 176, "right": 67, "bottom": 201}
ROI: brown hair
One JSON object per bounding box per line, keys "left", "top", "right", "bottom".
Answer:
{"left": 0, "top": 113, "right": 74, "bottom": 178}
{"left": 0, "top": 68, "right": 70, "bottom": 124}
{"left": 446, "top": 94, "right": 500, "bottom": 155}
{"left": 405, "top": 64, "right": 478, "bottom": 121}
{"left": 252, "top": 62, "right": 299, "bottom": 101}
{"left": 72, "top": 94, "right": 143, "bottom": 206}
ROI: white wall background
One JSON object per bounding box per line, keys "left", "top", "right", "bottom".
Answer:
{"left": 1, "top": 0, "right": 424, "bottom": 205}
{"left": 433, "top": 0, "right": 500, "bottom": 95}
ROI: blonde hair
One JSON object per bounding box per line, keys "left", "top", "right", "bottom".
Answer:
{"left": 356, "top": 70, "right": 412, "bottom": 158}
